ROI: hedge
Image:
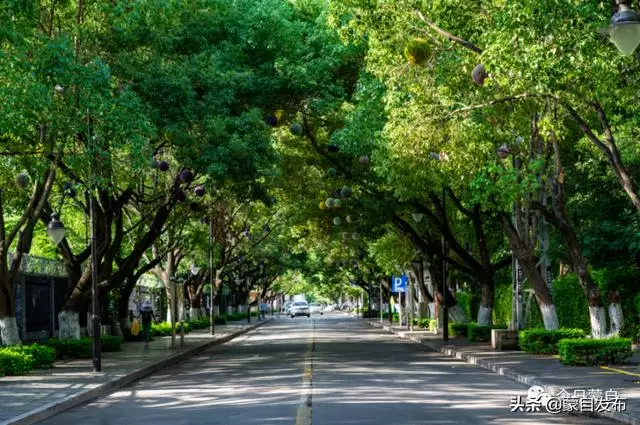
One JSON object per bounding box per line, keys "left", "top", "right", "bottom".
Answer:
{"left": 519, "top": 328, "right": 585, "bottom": 354}
{"left": 468, "top": 323, "right": 508, "bottom": 342}
{"left": 558, "top": 337, "right": 632, "bottom": 366}
{"left": 101, "top": 335, "right": 123, "bottom": 352}
{"left": 5, "top": 344, "right": 56, "bottom": 368}
{"left": 46, "top": 335, "right": 122, "bottom": 358}
{"left": 448, "top": 323, "right": 468, "bottom": 338}
{"left": 151, "top": 321, "right": 191, "bottom": 336}
{"left": 0, "top": 349, "right": 33, "bottom": 376}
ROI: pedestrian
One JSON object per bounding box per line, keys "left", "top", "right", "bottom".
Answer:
{"left": 260, "top": 302, "right": 268, "bottom": 320}
{"left": 140, "top": 300, "right": 154, "bottom": 346}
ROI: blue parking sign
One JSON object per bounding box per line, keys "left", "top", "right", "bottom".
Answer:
{"left": 392, "top": 275, "right": 407, "bottom": 293}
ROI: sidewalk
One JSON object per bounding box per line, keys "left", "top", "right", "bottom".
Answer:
{"left": 0, "top": 319, "right": 270, "bottom": 425}
{"left": 367, "top": 319, "right": 640, "bottom": 425}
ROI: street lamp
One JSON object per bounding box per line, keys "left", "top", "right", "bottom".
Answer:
{"left": 46, "top": 213, "right": 66, "bottom": 245}
{"left": 412, "top": 209, "right": 424, "bottom": 223}
{"left": 600, "top": 1, "right": 640, "bottom": 56}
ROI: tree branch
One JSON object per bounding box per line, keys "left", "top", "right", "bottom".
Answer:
{"left": 414, "top": 10, "right": 484, "bottom": 54}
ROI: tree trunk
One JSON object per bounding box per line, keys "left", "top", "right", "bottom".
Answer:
{"left": 608, "top": 291, "right": 624, "bottom": 336}
{"left": 0, "top": 283, "right": 20, "bottom": 345}
{"left": 547, "top": 134, "right": 606, "bottom": 337}
{"left": 428, "top": 261, "right": 469, "bottom": 323}
{"left": 477, "top": 275, "right": 494, "bottom": 326}
{"left": 500, "top": 214, "right": 558, "bottom": 330}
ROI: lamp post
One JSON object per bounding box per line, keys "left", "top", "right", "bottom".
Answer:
{"left": 427, "top": 152, "right": 449, "bottom": 342}
{"left": 48, "top": 186, "right": 102, "bottom": 371}
{"left": 601, "top": 1, "right": 640, "bottom": 56}
{"left": 201, "top": 215, "right": 215, "bottom": 335}
{"left": 441, "top": 185, "right": 449, "bottom": 342}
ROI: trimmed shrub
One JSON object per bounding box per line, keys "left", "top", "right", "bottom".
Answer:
{"left": 226, "top": 313, "right": 248, "bottom": 321}
{"left": 46, "top": 338, "right": 92, "bottom": 358}
{"left": 428, "top": 319, "right": 437, "bottom": 332}
{"left": 188, "top": 318, "right": 211, "bottom": 329}
{"left": 6, "top": 344, "right": 56, "bottom": 368}
{"left": 47, "top": 335, "right": 122, "bottom": 358}
{"left": 519, "top": 328, "right": 585, "bottom": 354}
{"left": 215, "top": 316, "right": 227, "bottom": 325}
{"left": 101, "top": 335, "right": 123, "bottom": 352}
{"left": 468, "top": 323, "right": 507, "bottom": 342}
{"left": 558, "top": 338, "right": 632, "bottom": 366}
{"left": 0, "top": 349, "right": 34, "bottom": 376}
{"left": 448, "top": 323, "right": 468, "bottom": 338}
{"left": 151, "top": 321, "right": 191, "bottom": 336}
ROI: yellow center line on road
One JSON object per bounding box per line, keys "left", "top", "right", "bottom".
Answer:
{"left": 295, "top": 320, "right": 315, "bottom": 425}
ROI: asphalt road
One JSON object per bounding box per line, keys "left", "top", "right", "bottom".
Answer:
{"left": 37, "top": 314, "right": 617, "bottom": 425}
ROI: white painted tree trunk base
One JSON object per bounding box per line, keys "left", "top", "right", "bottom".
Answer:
{"left": 0, "top": 317, "right": 21, "bottom": 346}
{"left": 189, "top": 307, "right": 202, "bottom": 320}
{"left": 589, "top": 306, "right": 608, "bottom": 339}
{"left": 448, "top": 304, "right": 469, "bottom": 323}
{"left": 477, "top": 306, "right": 493, "bottom": 326}
{"left": 608, "top": 303, "right": 624, "bottom": 336}
{"left": 540, "top": 304, "right": 559, "bottom": 330}
{"left": 58, "top": 310, "right": 81, "bottom": 340}
{"left": 112, "top": 320, "right": 123, "bottom": 337}
{"left": 427, "top": 303, "right": 435, "bottom": 319}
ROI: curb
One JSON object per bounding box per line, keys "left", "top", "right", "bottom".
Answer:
{"left": 367, "top": 320, "right": 638, "bottom": 425}
{"left": 2, "top": 320, "right": 270, "bottom": 425}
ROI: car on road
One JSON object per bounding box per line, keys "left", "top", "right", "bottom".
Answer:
{"left": 309, "top": 303, "right": 324, "bottom": 315}
{"left": 290, "top": 301, "right": 311, "bottom": 318}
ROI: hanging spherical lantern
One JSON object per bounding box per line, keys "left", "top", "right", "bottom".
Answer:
{"left": 346, "top": 215, "right": 353, "bottom": 223}
{"left": 333, "top": 198, "right": 342, "bottom": 208}
{"left": 158, "top": 160, "right": 170, "bottom": 171}
{"left": 352, "top": 232, "right": 360, "bottom": 240}
{"left": 326, "top": 168, "right": 337, "bottom": 177}
{"left": 325, "top": 198, "right": 334, "bottom": 208}
{"left": 180, "top": 169, "right": 194, "bottom": 183}
{"left": 15, "top": 173, "right": 29, "bottom": 188}
{"left": 333, "top": 217, "right": 342, "bottom": 226}
{"left": 290, "top": 123, "right": 303, "bottom": 136}
{"left": 340, "top": 186, "right": 352, "bottom": 198}
{"left": 266, "top": 114, "right": 278, "bottom": 127}
{"left": 175, "top": 190, "right": 186, "bottom": 203}
{"left": 319, "top": 201, "right": 327, "bottom": 210}
{"left": 471, "top": 64, "right": 488, "bottom": 86}
{"left": 194, "top": 185, "right": 205, "bottom": 197}
{"left": 359, "top": 155, "right": 370, "bottom": 165}
{"left": 151, "top": 159, "right": 159, "bottom": 169}
{"left": 275, "top": 109, "right": 286, "bottom": 124}
{"left": 404, "top": 38, "right": 431, "bottom": 66}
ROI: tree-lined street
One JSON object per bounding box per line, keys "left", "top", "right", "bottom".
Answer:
{"left": 2, "top": 0, "right": 640, "bottom": 423}
{"left": 32, "top": 316, "right": 616, "bottom": 425}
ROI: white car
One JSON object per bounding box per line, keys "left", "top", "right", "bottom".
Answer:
{"left": 290, "top": 301, "right": 311, "bottom": 318}
{"left": 309, "top": 303, "right": 324, "bottom": 315}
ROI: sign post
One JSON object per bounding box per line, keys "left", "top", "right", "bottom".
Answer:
{"left": 392, "top": 275, "right": 407, "bottom": 326}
